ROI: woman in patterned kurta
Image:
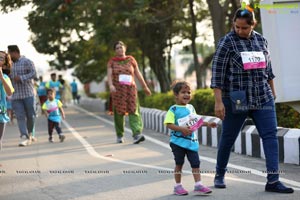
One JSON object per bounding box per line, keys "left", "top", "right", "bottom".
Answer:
{"left": 107, "top": 41, "right": 151, "bottom": 144}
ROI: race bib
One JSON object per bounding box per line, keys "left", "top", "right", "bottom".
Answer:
{"left": 47, "top": 101, "right": 58, "bottom": 113}
{"left": 241, "top": 51, "right": 266, "bottom": 70}
{"left": 178, "top": 113, "right": 204, "bottom": 131}
{"left": 119, "top": 74, "right": 132, "bottom": 85}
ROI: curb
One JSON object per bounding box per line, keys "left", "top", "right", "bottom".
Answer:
{"left": 79, "top": 97, "right": 300, "bottom": 165}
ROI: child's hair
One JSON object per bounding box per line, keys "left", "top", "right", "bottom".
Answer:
{"left": 170, "top": 80, "right": 191, "bottom": 94}
{"left": 47, "top": 88, "right": 56, "bottom": 94}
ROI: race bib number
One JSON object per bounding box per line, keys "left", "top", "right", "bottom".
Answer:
{"left": 47, "top": 101, "right": 58, "bottom": 113}
{"left": 178, "top": 113, "right": 204, "bottom": 131}
{"left": 241, "top": 51, "right": 266, "bottom": 70}
{"left": 119, "top": 74, "right": 132, "bottom": 85}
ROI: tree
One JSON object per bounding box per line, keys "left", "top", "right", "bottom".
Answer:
{"left": 206, "top": 0, "right": 241, "bottom": 47}
{"left": 1, "top": 0, "right": 185, "bottom": 92}
{"left": 124, "top": 0, "right": 184, "bottom": 92}
{"left": 188, "top": 0, "right": 203, "bottom": 89}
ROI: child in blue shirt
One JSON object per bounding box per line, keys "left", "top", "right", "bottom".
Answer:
{"left": 164, "top": 80, "right": 217, "bottom": 196}
{"left": 42, "top": 88, "right": 66, "bottom": 143}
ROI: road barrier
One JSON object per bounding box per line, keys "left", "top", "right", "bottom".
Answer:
{"left": 80, "top": 97, "right": 300, "bottom": 165}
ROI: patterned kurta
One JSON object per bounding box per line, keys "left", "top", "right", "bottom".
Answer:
{"left": 107, "top": 56, "right": 138, "bottom": 115}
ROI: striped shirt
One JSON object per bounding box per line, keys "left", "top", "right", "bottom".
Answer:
{"left": 210, "top": 30, "right": 275, "bottom": 108}
{"left": 11, "top": 56, "right": 37, "bottom": 100}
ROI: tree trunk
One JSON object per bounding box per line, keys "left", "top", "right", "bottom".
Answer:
{"left": 206, "top": 0, "right": 227, "bottom": 47}
{"left": 148, "top": 54, "right": 170, "bottom": 92}
{"left": 166, "top": 39, "right": 172, "bottom": 82}
{"left": 189, "top": 0, "right": 204, "bottom": 89}
{"left": 206, "top": 0, "right": 241, "bottom": 47}
{"left": 141, "top": 50, "right": 146, "bottom": 79}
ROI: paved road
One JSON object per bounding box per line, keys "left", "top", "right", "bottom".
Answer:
{"left": 0, "top": 105, "right": 299, "bottom": 200}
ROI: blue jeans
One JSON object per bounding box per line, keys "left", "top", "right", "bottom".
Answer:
{"left": 12, "top": 96, "right": 36, "bottom": 138}
{"left": 216, "top": 98, "right": 279, "bottom": 183}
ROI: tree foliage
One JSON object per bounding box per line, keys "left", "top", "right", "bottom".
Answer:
{"left": 1, "top": 0, "right": 187, "bottom": 91}
{"left": 0, "top": 0, "right": 249, "bottom": 91}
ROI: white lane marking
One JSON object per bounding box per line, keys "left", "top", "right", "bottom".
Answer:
{"left": 62, "top": 119, "right": 267, "bottom": 186}
{"left": 67, "top": 106, "right": 300, "bottom": 189}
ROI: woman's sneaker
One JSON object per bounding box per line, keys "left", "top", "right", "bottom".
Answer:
{"left": 194, "top": 184, "right": 212, "bottom": 195}
{"left": 214, "top": 174, "right": 226, "bottom": 188}
{"left": 133, "top": 134, "right": 145, "bottom": 144}
{"left": 117, "top": 137, "right": 124, "bottom": 143}
{"left": 265, "top": 181, "right": 294, "bottom": 193}
{"left": 173, "top": 184, "right": 188, "bottom": 195}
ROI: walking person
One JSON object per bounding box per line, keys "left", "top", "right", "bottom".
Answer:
{"left": 58, "top": 74, "right": 67, "bottom": 107}
{"left": 8, "top": 45, "right": 37, "bottom": 147}
{"left": 70, "top": 79, "right": 78, "bottom": 104}
{"left": 37, "top": 76, "right": 47, "bottom": 107}
{"left": 46, "top": 73, "right": 63, "bottom": 100}
{"left": 107, "top": 41, "right": 151, "bottom": 144}
{"left": 42, "top": 88, "right": 66, "bottom": 143}
{"left": 210, "top": 8, "right": 294, "bottom": 193}
{"left": 0, "top": 51, "right": 14, "bottom": 150}
{"left": 164, "top": 80, "right": 216, "bottom": 195}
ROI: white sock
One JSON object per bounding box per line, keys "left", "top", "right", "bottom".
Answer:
{"left": 195, "top": 181, "right": 202, "bottom": 186}
{"left": 175, "top": 183, "right": 182, "bottom": 187}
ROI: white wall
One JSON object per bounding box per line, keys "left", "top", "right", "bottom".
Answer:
{"left": 260, "top": 0, "right": 300, "bottom": 103}
{"left": 89, "top": 79, "right": 106, "bottom": 94}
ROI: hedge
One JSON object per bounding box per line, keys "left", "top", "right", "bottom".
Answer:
{"left": 95, "top": 89, "right": 300, "bottom": 128}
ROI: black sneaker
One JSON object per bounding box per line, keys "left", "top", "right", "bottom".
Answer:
{"left": 59, "top": 135, "right": 66, "bottom": 142}
{"left": 265, "top": 181, "right": 294, "bottom": 193}
{"left": 133, "top": 134, "right": 145, "bottom": 144}
{"left": 214, "top": 174, "right": 226, "bottom": 188}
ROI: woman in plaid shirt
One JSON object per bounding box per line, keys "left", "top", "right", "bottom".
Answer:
{"left": 210, "top": 8, "right": 293, "bottom": 193}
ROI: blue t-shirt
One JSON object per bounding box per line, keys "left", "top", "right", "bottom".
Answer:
{"left": 70, "top": 81, "right": 78, "bottom": 93}
{"left": 37, "top": 81, "right": 47, "bottom": 96}
{"left": 42, "top": 99, "right": 63, "bottom": 122}
{"left": 0, "top": 74, "right": 14, "bottom": 123}
{"left": 46, "top": 81, "right": 62, "bottom": 99}
{"left": 164, "top": 104, "right": 199, "bottom": 152}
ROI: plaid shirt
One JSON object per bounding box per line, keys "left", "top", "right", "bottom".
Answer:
{"left": 211, "top": 30, "right": 275, "bottom": 108}
{"left": 11, "top": 56, "right": 37, "bottom": 100}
